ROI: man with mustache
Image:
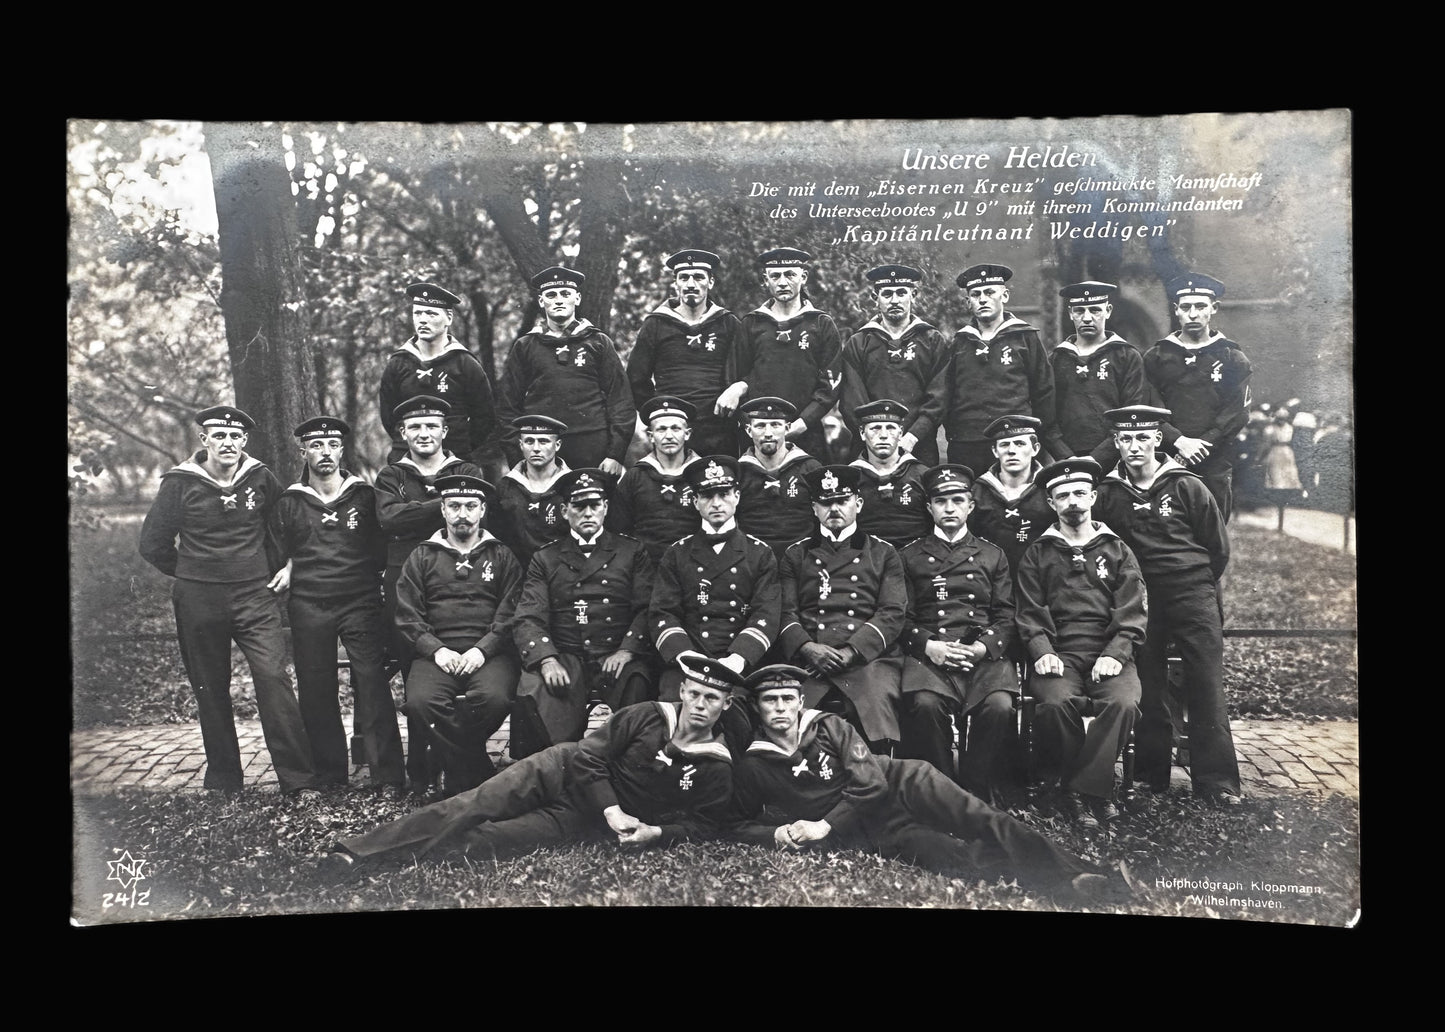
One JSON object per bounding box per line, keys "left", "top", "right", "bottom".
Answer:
{"left": 496, "top": 266, "right": 636, "bottom": 475}
{"left": 840, "top": 264, "right": 950, "bottom": 465}
{"left": 1142, "top": 272, "right": 1253, "bottom": 522}
{"left": 628, "top": 249, "right": 742, "bottom": 458}
{"left": 139, "top": 406, "right": 320, "bottom": 798}
{"left": 716, "top": 248, "right": 842, "bottom": 461}
{"left": 944, "top": 263, "right": 1061, "bottom": 475}
{"left": 394, "top": 473, "right": 524, "bottom": 797}
{"left": 1016, "top": 458, "right": 1146, "bottom": 826}
{"left": 271, "top": 417, "right": 404, "bottom": 794}
{"left": 378, "top": 281, "right": 498, "bottom": 466}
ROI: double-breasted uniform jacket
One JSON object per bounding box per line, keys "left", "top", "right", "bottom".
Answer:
{"left": 945, "top": 315, "right": 1060, "bottom": 450}
{"left": 513, "top": 531, "right": 656, "bottom": 668}
{"left": 373, "top": 453, "right": 486, "bottom": 572}
{"left": 394, "top": 530, "right": 524, "bottom": 660}
{"left": 839, "top": 317, "right": 951, "bottom": 449}
{"left": 490, "top": 461, "right": 572, "bottom": 570}
{"left": 968, "top": 464, "right": 1056, "bottom": 582}
{"left": 605, "top": 453, "right": 704, "bottom": 562}
{"left": 378, "top": 337, "right": 497, "bottom": 463}
{"left": 1050, "top": 332, "right": 1145, "bottom": 463}
{"left": 1015, "top": 523, "right": 1146, "bottom": 666}
{"left": 779, "top": 527, "right": 907, "bottom": 741}
{"left": 849, "top": 455, "right": 932, "bottom": 549}
{"left": 729, "top": 301, "right": 843, "bottom": 433}
{"left": 651, "top": 522, "right": 780, "bottom": 668}
{"left": 496, "top": 317, "right": 637, "bottom": 463}
{"left": 1142, "top": 332, "right": 1253, "bottom": 477}
{"left": 627, "top": 301, "right": 740, "bottom": 419}
{"left": 735, "top": 447, "right": 822, "bottom": 554}
{"left": 897, "top": 528, "right": 1017, "bottom": 710}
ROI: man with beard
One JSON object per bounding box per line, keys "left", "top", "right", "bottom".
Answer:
{"left": 628, "top": 248, "right": 741, "bottom": 457}
{"left": 1016, "top": 458, "right": 1146, "bottom": 826}
{"left": 511, "top": 469, "right": 658, "bottom": 758}
{"left": 378, "top": 282, "right": 497, "bottom": 465}
{"left": 716, "top": 248, "right": 843, "bottom": 460}
{"left": 728, "top": 665, "right": 1122, "bottom": 901}
{"left": 1094, "top": 406, "right": 1240, "bottom": 805}
{"left": 374, "top": 395, "right": 485, "bottom": 792}
{"left": 319, "top": 651, "right": 740, "bottom": 877}
{"left": 650, "top": 456, "right": 779, "bottom": 753}
{"left": 1143, "top": 272, "right": 1253, "bottom": 521}
{"left": 968, "top": 415, "right": 1055, "bottom": 584}
{"left": 271, "top": 417, "right": 404, "bottom": 795}
{"left": 606, "top": 396, "right": 703, "bottom": 562}
{"left": 778, "top": 465, "right": 906, "bottom": 756}
{"left": 734, "top": 397, "right": 823, "bottom": 556}
{"left": 139, "top": 406, "right": 319, "bottom": 797}
{"left": 496, "top": 266, "right": 636, "bottom": 474}
{"left": 847, "top": 399, "right": 931, "bottom": 549}
{"left": 840, "top": 263, "right": 950, "bottom": 465}
{"left": 394, "top": 473, "right": 523, "bottom": 797}
{"left": 1050, "top": 281, "right": 1145, "bottom": 465}
{"left": 944, "top": 264, "right": 1061, "bottom": 475}
{"left": 896, "top": 464, "right": 1019, "bottom": 800}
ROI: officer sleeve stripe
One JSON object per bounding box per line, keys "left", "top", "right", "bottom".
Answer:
{"left": 782, "top": 621, "right": 803, "bottom": 634}
{"left": 865, "top": 623, "right": 889, "bottom": 648}
{"left": 741, "top": 628, "right": 771, "bottom": 647}
{"left": 656, "top": 627, "right": 685, "bottom": 646}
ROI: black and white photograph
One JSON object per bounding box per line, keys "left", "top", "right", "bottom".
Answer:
{"left": 69, "top": 114, "right": 1357, "bottom": 925}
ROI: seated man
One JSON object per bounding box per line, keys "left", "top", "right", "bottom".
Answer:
{"left": 394, "top": 473, "right": 523, "bottom": 797}
{"left": 778, "top": 465, "right": 906, "bottom": 755}
{"left": 728, "top": 665, "right": 1122, "bottom": 901}
{"left": 512, "top": 469, "right": 657, "bottom": 758}
{"left": 320, "top": 651, "right": 740, "bottom": 876}
{"left": 896, "top": 464, "right": 1019, "bottom": 803}
{"left": 1016, "top": 458, "right": 1146, "bottom": 826}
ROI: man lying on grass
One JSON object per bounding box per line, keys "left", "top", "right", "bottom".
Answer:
{"left": 317, "top": 652, "right": 740, "bottom": 879}
{"left": 728, "top": 664, "right": 1133, "bottom": 901}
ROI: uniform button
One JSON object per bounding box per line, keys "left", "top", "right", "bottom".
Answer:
{"left": 729, "top": 584, "right": 737, "bottom": 589}
{"left": 938, "top": 610, "right": 946, "bottom": 617}
{"left": 702, "top": 616, "right": 709, "bottom": 622}
{"left": 928, "top": 557, "right": 936, "bottom": 563}
{"left": 852, "top": 557, "right": 860, "bottom": 564}
{"left": 730, "top": 567, "right": 738, "bottom": 574}
{"left": 850, "top": 575, "right": 858, "bottom": 581}
{"left": 728, "top": 617, "right": 736, "bottom": 623}
{"left": 701, "top": 631, "right": 709, "bottom": 638}
{"left": 966, "top": 573, "right": 974, "bottom": 579}
{"left": 847, "top": 623, "right": 856, "bottom": 630}
{"left": 817, "top": 624, "right": 826, "bottom": 630}
{"left": 601, "top": 579, "right": 608, "bottom": 584}
{"left": 584, "top": 639, "right": 591, "bottom": 645}
{"left": 697, "top": 567, "right": 704, "bottom": 573}
{"left": 847, "top": 610, "right": 855, "bottom": 616}
{"left": 602, "top": 598, "right": 610, "bottom": 604}
{"left": 729, "top": 600, "right": 737, "bottom": 607}
{"left": 541, "top": 636, "right": 549, "bottom": 642}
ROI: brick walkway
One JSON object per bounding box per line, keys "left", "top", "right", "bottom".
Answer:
{"left": 70, "top": 713, "right": 1359, "bottom": 801}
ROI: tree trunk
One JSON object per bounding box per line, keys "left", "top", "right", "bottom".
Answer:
{"left": 205, "top": 121, "right": 316, "bottom": 484}
{"left": 574, "top": 124, "right": 629, "bottom": 337}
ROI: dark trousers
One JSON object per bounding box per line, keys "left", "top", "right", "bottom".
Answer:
{"left": 957, "top": 690, "right": 1016, "bottom": 804}
{"left": 404, "top": 652, "right": 519, "bottom": 796}
{"left": 897, "top": 689, "right": 958, "bottom": 780}
{"left": 339, "top": 742, "right": 600, "bottom": 863}
{"left": 289, "top": 591, "right": 404, "bottom": 788}
{"left": 512, "top": 652, "right": 656, "bottom": 759}
{"left": 1136, "top": 576, "right": 1240, "bottom": 795}
{"left": 1198, "top": 467, "right": 1235, "bottom": 523}
{"left": 1030, "top": 658, "right": 1140, "bottom": 800}
{"left": 384, "top": 562, "right": 435, "bottom": 788}
{"left": 172, "top": 578, "right": 317, "bottom": 793}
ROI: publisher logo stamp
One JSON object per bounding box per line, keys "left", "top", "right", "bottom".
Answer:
{"left": 103, "top": 849, "right": 151, "bottom": 910}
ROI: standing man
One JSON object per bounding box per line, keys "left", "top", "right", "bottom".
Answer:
{"left": 272, "top": 417, "right": 404, "bottom": 795}
{"left": 606, "top": 396, "right": 703, "bottom": 562}
{"left": 378, "top": 281, "right": 497, "bottom": 466}
{"left": 1050, "top": 281, "right": 1145, "bottom": 465}
{"left": 896, "top": 465, "right": 1019, "bottom": 800}
{"left": 728, "top": 665, "right": 1116, "bottom": 900}
{"left": 138, "top": 406, "right": 319, "bottom": 797}
{"left": 496, "top": 266, "right": 635, "bottom": 475}
{"left": 944, "top": 263, "right": 1061, "bottom": 475}
{"left": 628, "top": 248, "right": 742, "bottom": 457}
{"left": 778, "top": 465, "right": 907, "bottom": 755}
{"left": 490, "top": 415, "right": 573, "bottom": 569}
{"left": 321, "top": 652, "right": 741, "bottom": 876}
{"left": 840, "top": 263, "right": 950, "bottom": 465}
{"left": 374, "top": 395, "right": 485, "bottom": 792}
{"left": 848, "top": 399, "right": 932, "bottom": 550}
{"left": 1094, "top": 405, "right": 1240, "bottom": 804}
{"left": 969, "top": 415, "right": 1055, "bottom": 582}
{"left": 734, "top": 397, "right": 823, "bottom": 555}
{"left": 394, "top": 473, "right": 523, "bottom": 797}
{"left": 716, "top": 248, "right": 842, "bottom": 460}
{"left": 1016, "top": 458, "right": 1146, "bottom": 826}
{"left": 512, "top": 469, "right": 658, "bottom": 758}
{"left": 1143, "top": 272, "right": 1253, "bottom": 522}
